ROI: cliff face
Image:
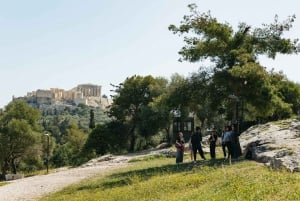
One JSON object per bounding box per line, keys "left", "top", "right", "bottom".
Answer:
{"left": 240, "top": 119, "right": 300, "bottom": 172}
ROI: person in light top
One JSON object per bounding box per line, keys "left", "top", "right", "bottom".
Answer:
{"left": 223, "top": 125, "right": 233, "bottom": 160}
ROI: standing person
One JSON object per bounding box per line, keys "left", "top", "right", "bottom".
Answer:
{"left": 188, "top": 132, "right": 194, "bottom": 161}
{"left": 223, "top": 125, "right": 233, "bottom": 160}
{"left": 191, "top": 126, "right": 206, "bottom": 161}
{"left": 221, "top": 127, "right": 227, "bottom": 158}
{"left": 175, "top": 132, "right": 185, "bottom": 163}
{"left": 208, "top": 130, "right": 218, "bottom": 159}
{"left": 231, "top": 124, "right": 242, "bottom": 159}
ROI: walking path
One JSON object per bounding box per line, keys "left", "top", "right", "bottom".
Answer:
{"left": 0, "top": 151, "right": 159, "bottom": 201}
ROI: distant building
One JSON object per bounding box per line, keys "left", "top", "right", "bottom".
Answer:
{"left": 74, "top": 84, "right": 101, "bottom": 97}
{"left": 36, "top": 89, "right": 53, "bottom": 99}
{"left": 13, "top": 83, "right": 111, "bottom": 109}
{"left": 74, "top": 91, "right": 87, "bottom": 105}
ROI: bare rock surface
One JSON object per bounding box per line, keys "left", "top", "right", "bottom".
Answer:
{"left": 240, "top": 119, "right": 300, "bottom": 172}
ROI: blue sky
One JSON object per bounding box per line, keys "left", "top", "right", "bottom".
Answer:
{"left": 1, "top": 0, "right": 300, "bottom": 108}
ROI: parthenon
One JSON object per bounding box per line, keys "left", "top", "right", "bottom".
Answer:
{"left": 21, "top": 83, "right": 111, "bottom": 108}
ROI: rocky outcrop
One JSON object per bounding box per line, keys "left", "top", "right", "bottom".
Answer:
{"left": 240, "top": 119, "right": 300, "bottom": 172}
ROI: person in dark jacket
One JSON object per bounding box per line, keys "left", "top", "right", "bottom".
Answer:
{"left": 191, "top": 126, "right": 206, "bottom": 161}
{"left": 208, "top": 130, "right": 218, "bottom": 159}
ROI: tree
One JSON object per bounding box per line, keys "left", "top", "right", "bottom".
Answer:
{"left": 169, "top": 3, "right": 300, "bottom": 121}
{"left": 89, "top": 109, "right": 95, "bottom": 129}
{"left": 150, "top": 93, "right": 174, "bottom": 144}
{"left": 186, "top": 69, "right": 214, "bottom": 127}
{"left": 109, "top": 75, "right": 167, "bottom": 151}
{"left": 51, "top": 144, "right": 72, "bottom": 167}
{"left": 84, "top": 120, "right": 129, "bottom": 157}
{"left": 160, "top": 74, "right": 194, "bottom": 141}
{"left": 276, "top": 79, "right": 300, "bottom": 115}
{"left": 269, "top": 72, "right": 300, "bottom": 119}
{"left": 63, "top": 124, "right": 87, "bottom": 165}
{"left": 169, "top": 4, "right": 299, "bottom": 65}
{"left": 5, "top": 119, "right": 39, "bottom": 174}
{"left": 1, "top": 100, "right": 41, "bottom": 129}
{"left": 0, "top": 100, "right": 41, "bottom": 176}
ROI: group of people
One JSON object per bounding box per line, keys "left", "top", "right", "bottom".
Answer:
{"left": 175, "top": 126, "right": 206, "bottom": 163}
{"left": 175, "top": 125, "right": 241, "bottom": 163}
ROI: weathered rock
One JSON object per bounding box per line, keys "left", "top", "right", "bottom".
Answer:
{"left": 156, "top": 142, "right": 171, "bottom": 149}
{"left": 5, "top": 174, "right": 24, "bottom": 181}
{"left": 240, "top": 119, "right": 300, "bottom": 172}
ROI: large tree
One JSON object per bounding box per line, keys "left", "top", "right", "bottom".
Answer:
{"left": 0, "top": 100, "right": 42, "bottom": 176}
{"left": 109, "top": 75, "right": 167, "bottom": 151}
{"left": 61, "top": 123, "right": 87, "bottom": 165}
{"left": 169, "top": 4, "right": 300, "bottom": 121}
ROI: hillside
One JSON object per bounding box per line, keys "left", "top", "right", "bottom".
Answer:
{"left": 1, "top": 119, "right": 300, "bottom": 201}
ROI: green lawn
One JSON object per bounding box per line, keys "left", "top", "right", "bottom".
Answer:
{"left": 41, "top": 153, "right": 300, "bottom": 201}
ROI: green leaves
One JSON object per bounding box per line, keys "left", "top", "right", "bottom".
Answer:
{"left": 0, "top": 100, "right": 41, "bottom": 174}
{"left": 169, "top": 4, "right": 300, "bottom": 123}
{"left": 170, "top": 4, "right": 299, "bottom": 68}
{"left": 109, "top": 75, "right": 169, "bottom": 151}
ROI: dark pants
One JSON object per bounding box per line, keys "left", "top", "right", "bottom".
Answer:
{"left": 225, "top": 141, "right": 233, "bottom": 159}
{"left": 232, "top": 137, "right": 242, "bottom": 159}
{"left": 176, "top": 149, "right": 184, "bottom": 163}
{"left": 222, "top": 143, "right": 227, "bottom": 157}
{"left": 210, "top": 143, "right": 216, "bottom": 159}
{"left": 192, "top": 144, "right": 206, "bottom": 160}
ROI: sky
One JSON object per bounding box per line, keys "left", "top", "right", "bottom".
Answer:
{"left": 1, "top": 0, "right": 300, "bottom": 109}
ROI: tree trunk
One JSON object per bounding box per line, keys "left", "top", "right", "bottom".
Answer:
{"left": 1, "top": 159, "right": 10, "bottom": 180}
{"left": 129, "top": 134, "right": 136, "bottom": 152}
{"left": 165, "top": 126, "right": 171, "bottom": 145}
{"left": 11, "top": 158, "right": 17, "bottom": 174}
{"left": 129, "top": 125, "right": 136, "bottom": 152}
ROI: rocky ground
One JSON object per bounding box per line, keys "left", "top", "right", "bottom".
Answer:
{"left": 240, "top": 119, "right": 300, "bottom": 172}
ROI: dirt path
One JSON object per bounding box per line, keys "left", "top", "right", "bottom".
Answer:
{"left": 0, "top": 152, "right": 156, "bottom": 201}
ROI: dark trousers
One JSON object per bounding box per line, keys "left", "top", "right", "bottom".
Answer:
{"left": 210, "top": 143, "right": 216, "bottom": 159}
{"left": 192, "top": 144, "right": 206, "bottom": 160}
{"left": 225, "top": 141, "right": 233, "bottom": 159}
{"left": 176, "top": 150, "right": 184, "bottom": 163}
{"left": 232, "top": 137, "right": 242, "bottom": 159}
{"left": 222, "top": 143, "right": 227, "bottom": 157}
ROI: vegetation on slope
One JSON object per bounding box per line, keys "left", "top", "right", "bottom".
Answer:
{"left": 41, "top": 153, "right": 300, "bottom": 201}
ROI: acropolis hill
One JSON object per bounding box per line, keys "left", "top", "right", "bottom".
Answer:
{"left": 13, "top": 83, "right": 112, "bottom": 110}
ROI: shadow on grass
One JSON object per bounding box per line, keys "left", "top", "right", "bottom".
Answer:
{"left": 76, "top": 156, "right": 246, "bottom": 191}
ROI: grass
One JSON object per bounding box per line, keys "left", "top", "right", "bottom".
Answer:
{"left": 41, "top": 151, "right": 300, "bottom": 201}
{"left": 23, "top": 168, "right": 55, "bottom": 177}
{"left": 0, "top": 181, "right": 8, "bottom": 187}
